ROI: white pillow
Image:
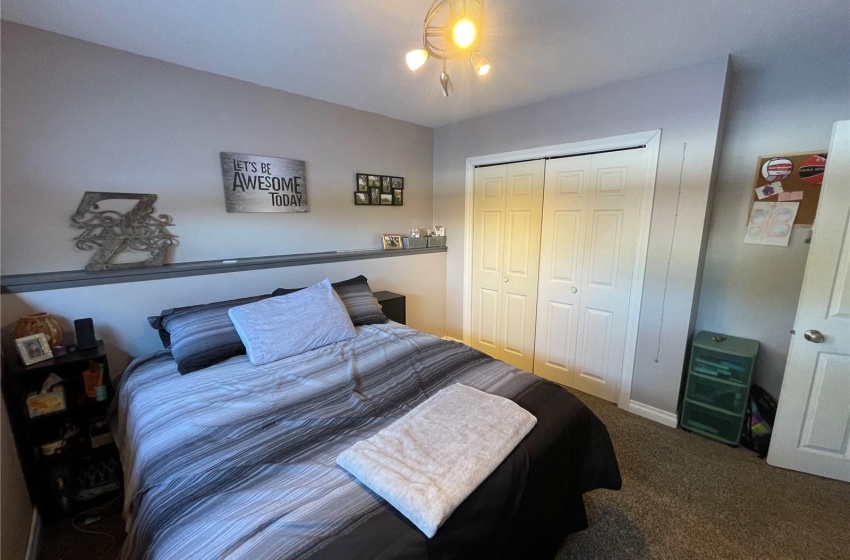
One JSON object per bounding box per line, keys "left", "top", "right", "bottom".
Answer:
{"left": 228, "top": 278, "right": 357, "bottom": 365}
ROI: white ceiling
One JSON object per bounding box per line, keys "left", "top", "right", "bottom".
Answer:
{"left": 3, "top": 1, "right": 848, "bottom": 128}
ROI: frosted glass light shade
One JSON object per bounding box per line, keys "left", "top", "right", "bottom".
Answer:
{"left": 406, "top": 49, "right": 430, "bottom": 71}
{"left": 471, "top": 52, "right": 491, "bottom": 76}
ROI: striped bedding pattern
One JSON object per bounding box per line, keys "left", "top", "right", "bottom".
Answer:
{"left": 111, "top": 323, "right": 612, "bottom": 559}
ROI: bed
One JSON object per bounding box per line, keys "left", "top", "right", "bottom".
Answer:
{"left": 112, "top": 279, "right": 621, "bottom": 559}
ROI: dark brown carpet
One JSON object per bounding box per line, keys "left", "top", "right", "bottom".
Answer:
{"left": 38, "top": 500, "right": 123, "bottom": 560}
{"left": 556, "top": 389, "right": 850, "bottom": 560}
{"left": 38, "top": 389, "right": 850, "bottom": 560}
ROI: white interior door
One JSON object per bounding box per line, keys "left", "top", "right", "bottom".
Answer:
{"left": 767, "top": 120, "right": 850, "bottom": 482}
{"left": 470, "top": 161, "right": 544, "bottom": 371}
{"left": 534, "top": 148, "right": 648, "bottom": 403}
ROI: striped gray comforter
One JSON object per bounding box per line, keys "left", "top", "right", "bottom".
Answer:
{"left": 112, "top": 323, "right": 617, "bottom": 559}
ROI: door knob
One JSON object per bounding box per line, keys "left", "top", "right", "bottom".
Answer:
{"left": 503, "top": 277, "right": 509, "bottom": 283}
{"left": 570, "top": 287, "right": 578, "bottom": 294}
{"left": 803, "top": 329, "right": 825, "bottom": 343}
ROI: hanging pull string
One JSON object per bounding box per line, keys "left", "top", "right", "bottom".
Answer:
{"left": 654, "top": 142, "right": 687, "bottom": 363}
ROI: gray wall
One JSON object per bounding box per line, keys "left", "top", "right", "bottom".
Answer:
{"left": 0, "top": 22, "right": 434, "bottom": 274}
{"left": 434, "top": 58, "right": 730, "bottom": 416}
{"left": 696, "top": 48, "right": 850, "bottom": 399}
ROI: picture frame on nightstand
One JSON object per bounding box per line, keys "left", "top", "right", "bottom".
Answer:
{"left": 15, "top": 333, "right": 53, "bottom": 366}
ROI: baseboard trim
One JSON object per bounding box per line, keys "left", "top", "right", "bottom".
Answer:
{"left": 441, "top": 336, "right": 464, "bottom": 344}
{"left": 25, "top": 507, "right": 41, "bottom": 560}
{"left": 628, "top": 400, "right": 678, "bottom": 428}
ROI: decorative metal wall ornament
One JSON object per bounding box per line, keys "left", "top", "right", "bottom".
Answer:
{"left": 70, "top": 192, "right": 178, "bottom": 271}
{"left": 220, "top": 152, "right": 308, "bottom": 213}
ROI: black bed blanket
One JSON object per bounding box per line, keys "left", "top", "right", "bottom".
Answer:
{"left": 112, "top": 323, "right": 620, "bottom": 560}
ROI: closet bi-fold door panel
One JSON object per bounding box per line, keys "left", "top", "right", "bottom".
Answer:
{"left": 471, "top": 160, "right": 545, "bottom": 371}
{"left": 535, "top": 149, "right": 647, "bottom": 403}
{"left": 471, "top": 165, "right": 507, "bottom": 358}
{"left": 501, "top": 160, "right": 545, "bottom": 371}
{"left": 533, "top": 154, "right": 591, "bottom": 386}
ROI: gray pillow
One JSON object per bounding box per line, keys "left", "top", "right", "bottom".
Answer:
{"left": 272, "top": 275, "right": 387, "bottom": 326}
{"left": 229, "top": 279, "right": 357, "bottom": 366}
{"left": 149, "top": 294, "right": 270, "bottom": 374}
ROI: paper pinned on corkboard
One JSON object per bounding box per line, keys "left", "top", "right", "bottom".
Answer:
{"left": 778, "top": 191, "right": 803, "bottom": 202}
{"left": 750, "top": 151, "right": 827, "bottom": 226}
{"left": 744, "top": 202, "right": 799, "bottom": 246}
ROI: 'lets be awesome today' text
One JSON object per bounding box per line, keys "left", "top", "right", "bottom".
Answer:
{"left": 230, "top": 158, "right": 304, "bottom": 207}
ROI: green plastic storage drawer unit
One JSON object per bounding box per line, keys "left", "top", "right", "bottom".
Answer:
{"left": 680, "top": 331, "right": 759, "bottom": 445}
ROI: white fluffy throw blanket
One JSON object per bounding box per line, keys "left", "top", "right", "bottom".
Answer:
{"left": 337, "top": 383, "right": 537, "bottom": 537}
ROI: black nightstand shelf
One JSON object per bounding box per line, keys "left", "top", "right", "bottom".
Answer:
{"left": 374, "top": 291, "right": 406, "bottom": 324}
{"left": 2, "top": 340, "right": 123, "bottom": 522}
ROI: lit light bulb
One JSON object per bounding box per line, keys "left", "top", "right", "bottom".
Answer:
{"left": 471, "top": 52, "right": 491, "bottom": 76}
{"left": 452, "top": 18, "right": 476, "bottom": 49}
{"left": 405, "top": 49, "right": 429, "bottom": 71}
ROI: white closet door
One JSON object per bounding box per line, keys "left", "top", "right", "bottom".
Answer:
{"left": 535, "top": 148, "right": 648, "bottom": 402}
{"left": 471, "top": 164, "right": 507, "bottom": 357}
{"left": 500, "top": 160, "right": 545, "bottom": 371}
{"left": 533, "top": 154, "right": 591, "bottom": 386}
{"left": 471, "top": 160, "right": 545, "bottom": 370}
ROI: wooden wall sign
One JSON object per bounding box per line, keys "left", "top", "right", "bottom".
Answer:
{"left": 751, "top": 151, "right": 827, "bottom": 227}
{"left": 220, "top": 152, "right": 308, "bottom": 213}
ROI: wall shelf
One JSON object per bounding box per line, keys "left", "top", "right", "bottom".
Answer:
{"left": 1, "top": 247, "right": 447, "bottom": 294}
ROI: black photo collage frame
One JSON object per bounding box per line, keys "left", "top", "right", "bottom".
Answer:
{"left": 355, "top": 173, "right": 403, "bottom": 206}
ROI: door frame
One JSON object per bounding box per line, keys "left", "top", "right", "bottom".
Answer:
{"left": 462, "top": 129, "right": 661, "bottom": 410}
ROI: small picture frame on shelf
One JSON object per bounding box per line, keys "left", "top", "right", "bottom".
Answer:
{"left": 370, "top": 187, "right": 381, "bottom": 205}
{"left": 356, "top": 174, "right": 368, "bottom": 192}
{"left": 382, "top": 234, "right": 403, "bottom": 250}
{"left": 393, "top": 188, "right": 403, "bottom": 206}
{"left": 367, "top": 175, "right": 381, "bottom": 188}
{"left": 380, "top": 193, "right": 393, "bottom": 205}
{"left": 391, "top": 177, "right": 404, "bottom": 190}
{"left": 382, "top": 176, "right": 392, "bottom": 194}
{"left": 15, "top": 333, "right": 54, "bottom": 366}
{"left": 354, "top": 192, "right": 370, "bottom": 205}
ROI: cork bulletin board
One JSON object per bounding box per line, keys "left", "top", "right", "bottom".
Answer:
{"left": 750, "top": 151, "right": 828, "bottom": 226}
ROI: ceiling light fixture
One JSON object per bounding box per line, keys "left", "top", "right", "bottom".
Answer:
{"left": 405, "top": 0, "right": 490, "bottom": 96}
